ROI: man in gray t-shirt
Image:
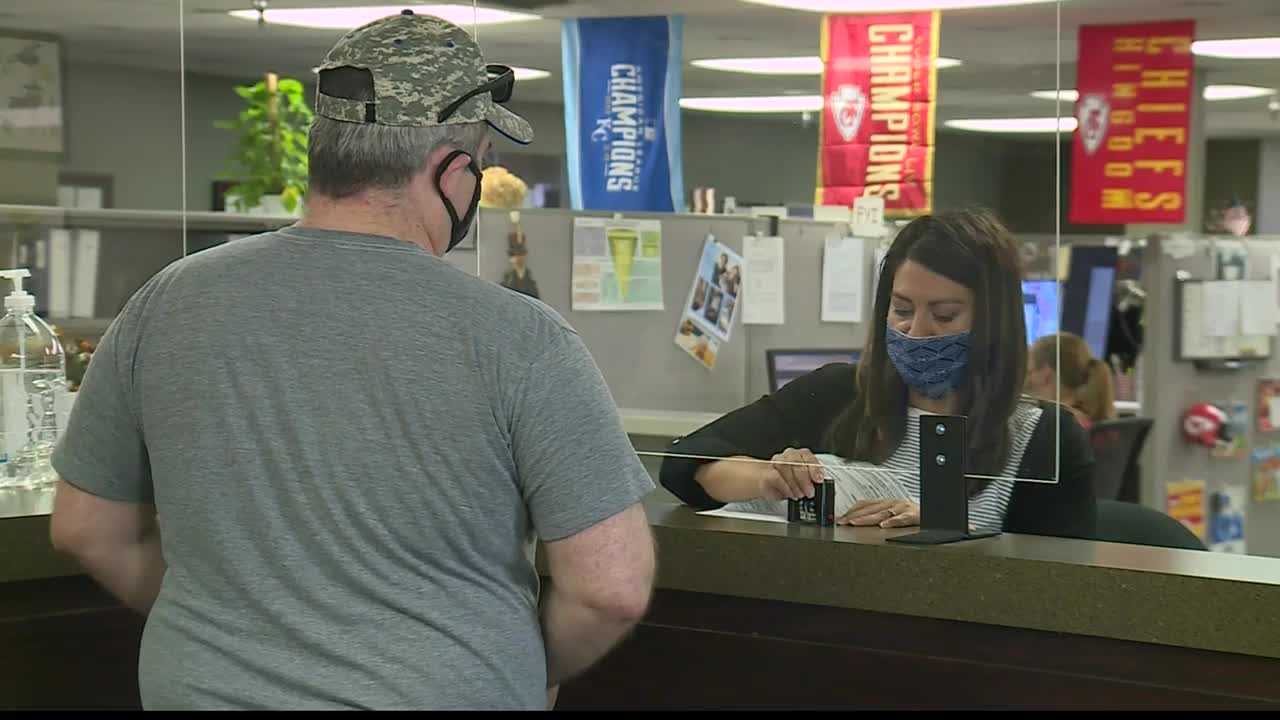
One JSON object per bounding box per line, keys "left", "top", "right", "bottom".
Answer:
{"left": 49, "top": 12, "right": 655, "bottom": 710}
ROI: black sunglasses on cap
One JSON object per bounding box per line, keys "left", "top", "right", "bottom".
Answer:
{"left": 437, "top": 64, "right": 515, "bottom": 123}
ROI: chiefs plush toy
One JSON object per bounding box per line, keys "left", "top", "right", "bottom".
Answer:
{"left": 1182, "top": 403, "right": 1232, "bottom": 449}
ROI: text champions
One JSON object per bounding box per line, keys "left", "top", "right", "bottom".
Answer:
{"left": 605, "top": 64, "right": 645, "bottom": 193}
{"left": 861, "top": 22, "right": 922, "bottom": 204}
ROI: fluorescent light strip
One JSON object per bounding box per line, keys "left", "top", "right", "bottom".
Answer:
{"left": 945, "top": 117, "right": 1077, "bottom": 133}
{"left": 1192, "top": 37, "right": 1280, "bottom": 59}
{"left": 1029, "top": 89, "right": 1079, "bottom": 102}
{"left": 228, "top": 5, "right": 539, "bottom": 30}
{"left": 513, "top": 67, "right": 552, "bottom": 81}
{"left": 680, "top": 95, "right": 824, "bottom": 113}
{"left": 691, "top": 55, "right": 960, "bottom": 75}
{"left": 739, "top": 0, "right": 1057, "bottom": 12}
{"left": 1031, "top": 85, "right": 1275, "bottom": 102}
{"left": 1203, "top": 84, "right": 1275, "bottom": 101}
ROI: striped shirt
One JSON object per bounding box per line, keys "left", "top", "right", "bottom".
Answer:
{"left": 727, "top": 401, "right": 1044, "bottom": 532}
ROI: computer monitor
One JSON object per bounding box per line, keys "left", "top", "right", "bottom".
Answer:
{"left": 1022, "top": 279, "right": 1059, "bottom": 346}
{"left": 1082, "top": 266, "right": 1116, "bottom": 359}
{"left": 767, "top": 349, "right": 861, "bottom": 394}
{"left": 1061, "top": 246, "right": 1118, "bottom": 360}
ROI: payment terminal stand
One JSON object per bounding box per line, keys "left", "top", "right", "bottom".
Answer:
{"left": 887, "top": 415, "right": 999, "bottom": 546}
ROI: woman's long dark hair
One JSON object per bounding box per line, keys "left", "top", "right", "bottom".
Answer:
{"left": 827, "top": 208, "right": 1027, "bottom": 481}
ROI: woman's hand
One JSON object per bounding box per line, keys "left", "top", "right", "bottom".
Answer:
{"left": 838, "top": 499, "right": 920, "bottom": 528}
{"left": 547, "top": 685, "right": 560, "bottom": 709}
{"left": 756, "top": 448, "right": 826, "bottom": 501}
{"left": 695, "top": 449, "right": 825, "bottom": 503}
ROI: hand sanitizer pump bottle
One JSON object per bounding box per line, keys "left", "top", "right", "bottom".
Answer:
{"left": 0, "top": 269, "right": 67, "bottom": 489}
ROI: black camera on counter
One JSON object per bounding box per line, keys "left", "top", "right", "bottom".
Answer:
{"left": 786, "top": 481, "right": 835, "bottom": 526}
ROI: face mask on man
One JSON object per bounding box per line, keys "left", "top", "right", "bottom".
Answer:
{"left": 884, "top": 325, "right": 971, "bottom": 400}
{"left": 434, "top": 149, "right": 483, "bottom": 252}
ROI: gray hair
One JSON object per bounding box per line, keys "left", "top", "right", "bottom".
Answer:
{"left": 308, "top": 117, "right": 489, "bottom": 199}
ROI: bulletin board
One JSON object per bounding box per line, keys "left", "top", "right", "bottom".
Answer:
{"left": 1174, "top": 279, "right": 1272, "bottom": 361}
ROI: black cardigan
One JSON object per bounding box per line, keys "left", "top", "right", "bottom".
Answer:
{"left": 659, "top": 363, "right": 1097, "bottom": 540}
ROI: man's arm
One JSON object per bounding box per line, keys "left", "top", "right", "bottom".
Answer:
{"left": 540, "top": 502, "right": 655, "bottom": 687}
{"left": 50, "top": 478, "right": 166, "bottom": 615}
{"left": 505, "top": 324, "right": 657, "bottom": 690}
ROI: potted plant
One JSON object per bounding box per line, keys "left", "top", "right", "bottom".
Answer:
{"left": 216, "top": 72, "right": 313, "bottom": 215}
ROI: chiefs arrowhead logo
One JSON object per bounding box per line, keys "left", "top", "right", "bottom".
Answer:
{"left": 1077, "top": 93, "right": 1109, "bottom": 156}
{"left": 828, "top": 84, "right": 867, "bottom": 143}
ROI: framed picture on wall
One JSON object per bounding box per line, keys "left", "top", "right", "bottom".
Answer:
{"left": 0, "top": 31, "right": 65, "bottom": 156}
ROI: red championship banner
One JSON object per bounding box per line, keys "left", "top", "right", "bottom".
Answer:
{"left": 1069, "top": 21, "right": 1195, "bottom": 225}
{"left": 816, "top": 12, "right": 938, "bottom": 217}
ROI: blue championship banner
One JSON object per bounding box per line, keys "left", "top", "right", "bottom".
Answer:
{"left": 561, "top": 16, "right": 685, "bottom": 212}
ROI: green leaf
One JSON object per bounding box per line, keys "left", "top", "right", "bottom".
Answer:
{"left": 217, "top": 74, "right": 312, "bottom": 213}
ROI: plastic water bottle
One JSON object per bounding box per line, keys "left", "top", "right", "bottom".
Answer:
{"left": 0, "top": 269, "right": 67, "bottom": 489}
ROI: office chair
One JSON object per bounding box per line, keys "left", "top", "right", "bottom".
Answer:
{"left": 1094, "top": 499, "right": 1207, "bottom": 551}
{"left": 1089, "top": 418, "right": 1154, "bottom": 501}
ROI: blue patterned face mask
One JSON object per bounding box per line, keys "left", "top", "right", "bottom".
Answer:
{"left": 884, "top": 325, "right": 971, "bottom": 400}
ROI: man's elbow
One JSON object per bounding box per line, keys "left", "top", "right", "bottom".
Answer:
{"left": 600, "top": 552, "right": 657, "bottom": 625}
{"left": 608, "top": 582, "right": 654, "bottom": 626}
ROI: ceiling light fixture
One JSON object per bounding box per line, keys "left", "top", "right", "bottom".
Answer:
{"left": 513, "top": 67, "right": 552, "bottom": 81}
{"left": 1030, "top": 85, "right": 1275, "bottom": 102}
{"left": 1029, "top": 89, "right": 1080, "bottom": 102}
{"left": 680, "top": 95, "right": 824, "bottom": 113}
{"left": 1202, "top": 84, "right": 1276, "bottom": 101}
{"left": 944, "top": 117, "right": 1078, "bottom": 133}
{"left": 739, "top": 0, "right": 1057, "bottom": 12}
{"left": 691, "top": 55, "right": 961, "bottom": 75}
{"left": 1192, "top": 37, "right": 1280, "bottom": 59}
{"left": 228, "top": 4, "right": 540, "bottom": 30}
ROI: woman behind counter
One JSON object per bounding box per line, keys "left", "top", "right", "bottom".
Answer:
{"left": 1026, "top": 332, "right": 1116, "bottom": 432}
{"left": 659, "top": 208, "right": 1096, "bottom": 539}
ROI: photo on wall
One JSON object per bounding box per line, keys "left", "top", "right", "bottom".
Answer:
{"left": 674, "top": 236, "right": 744, "bottom": 370}
{"left": 1257, "top": 379, "right": 1280, "bottom": 433}
{"left": 675, "top": 318, "right": 720, "bottom": 371}
{"left": 0, "top": 32, "right": 64, "bottom": 156}
{"left": 690, "top": 236, "right": 743, "bottom": 342}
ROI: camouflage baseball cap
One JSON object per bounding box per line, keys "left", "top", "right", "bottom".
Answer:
{"left": 315, "top": 10, "right": 533, "bottom": 144}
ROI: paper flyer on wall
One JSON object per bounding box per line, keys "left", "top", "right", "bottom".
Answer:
{"left": 675, "top": 236, "right": 744, "bottom": 370}
{"left": 870, "top": 243, "right": 889, "bottom": 307}
{"left": 571, "top": 217, "right": 664, "bottom": 311}
{"left": 1208, "top": 485, "right": 1247, "bottom": 554}
{"left": 822, "top": 236, "right": 865, "bottom": 323}
{"left": 1251, "top": 446, "right": 1280, "bottom": 503}
{"left": 742, "top": 236, "right": 784, "bottom": 325}
{"left": 1166, "top": 478, "right": 1206, "bottom": 540}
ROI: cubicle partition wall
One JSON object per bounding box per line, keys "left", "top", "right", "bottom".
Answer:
{"left": 472, "top": 210, "right": 754, "bottom": 414}
{"left": 1140, "top": 236, "right": 1280, "bottom": 557}
{"left": 741, "top": 220, "right": 873, "bottom": 402}
{"left": 467, "top": 208, "right": 869, "bottom": 417}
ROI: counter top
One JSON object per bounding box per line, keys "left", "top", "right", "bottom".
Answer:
{"left": 0, "top": 204, "right": 294, "bottom": 233}
{"left": 9, "top": 483, "right": 1279, "bottom": 660}
{"left": 0, "top": 488, "right": 78, "bottom": 584}
{"left": 619, "top": 408, "right": 721, "bottom": 438}
{"left": 641, "top": 498, "right": 1280, "bottom": 659}
{"left": 0, "top": 486, "right": 53, "bottom": 520}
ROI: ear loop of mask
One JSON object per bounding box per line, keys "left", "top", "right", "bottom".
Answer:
{"left": 434, "top": 149, "right": 483, "bottom": 252}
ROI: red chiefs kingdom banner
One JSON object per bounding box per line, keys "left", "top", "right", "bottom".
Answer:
{"left": 816, "top": 12, "right": 938, "bottom": 217}
{"left": 1069, "top": 20, "right": 1195, "bottom": 225}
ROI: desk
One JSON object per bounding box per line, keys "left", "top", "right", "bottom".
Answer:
{"left": 554, "top": 499, "right": 1280, "bottom": 709}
